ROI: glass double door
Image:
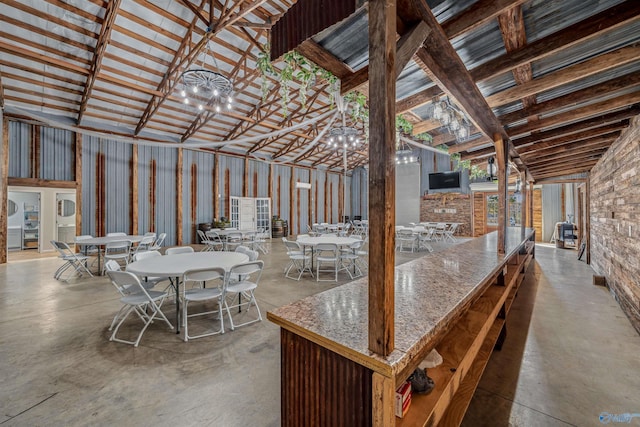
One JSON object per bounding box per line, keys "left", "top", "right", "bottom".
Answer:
{"left": 229, "top": 197, "right": 271, "bottom": 233}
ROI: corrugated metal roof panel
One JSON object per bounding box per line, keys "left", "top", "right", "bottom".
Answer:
{"left": 451, "top": 19, "right": 506, "bottom": 70}
{"left": 314, "top": 7, "right": 369, "bottom": 71}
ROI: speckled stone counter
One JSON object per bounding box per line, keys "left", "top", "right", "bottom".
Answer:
{"left": 268, "top": 228, "right": 535, "bottom": 378}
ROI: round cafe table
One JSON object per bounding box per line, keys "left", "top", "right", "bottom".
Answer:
{"left": 127, "top": 251, "right": 249, "bottom": 333}
{"left": 75, "top": 235, "right": 144, "bottom": 275}
{"left": 296, "top": 236, "right": 359, "bottom": 270}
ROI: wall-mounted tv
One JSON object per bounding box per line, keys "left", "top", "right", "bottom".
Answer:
{"left": 429, "top": 171, "right": 461, "bottom": 190}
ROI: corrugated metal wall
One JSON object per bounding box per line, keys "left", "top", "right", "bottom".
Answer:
{"left": 138, "top": 145, "right": 177, "bottom": 246}
{"left": 314, "top": 169, "right": 326, "bottom": 223}
{"left": 81, "top": 135, "right": 100, "bottom": 236}
{"left": 8, "top": 121, "right": 30, "bottom": 178}
{"left": 40, "top": 128, "right": 74, "bottom": 181}
{"left": 248, "top": 159, "right": 270, "bottom": 198}
{"left": 273, "top": 164, "right": 291, "bottom": 224}
{"left": 182, "top": 149, "right": 216, "bottom": 244}
{"left": 103, "top": 140, "right": 131, "bottom": 234}
{"left": 218, "top": 155, "right": 244, "bottom": 218}
{"left": 542, "top": 184, "right": 563, "bottom": 241}
{"left": 294, "top": 168, "right": 310, "bottom": 234}
{"left": 327, "top": 173, "right": 340, "bottom": 223}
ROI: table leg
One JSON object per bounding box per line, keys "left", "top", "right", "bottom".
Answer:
{"left": 174, "top": 276, "right": 180, "bottom": 333}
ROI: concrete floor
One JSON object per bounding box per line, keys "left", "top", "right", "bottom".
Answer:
{"left": 0, "top": 240, "right": 638, "bottom": 426}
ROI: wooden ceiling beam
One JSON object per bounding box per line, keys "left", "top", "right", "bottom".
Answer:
{"left": 447, "top": 135, "right": 492, "bottom": 153}
{"left": 529, "top": 159, "right": 599, "bottom": 174}
{"left": 135, "top": 0, "right": 268, "bottom": 135}
{"left": 522, "top": 135, "right": 617, "bottom": 163}
{"left": 500, "top": 71, "right": 640, "bottom": 125}
{"left": 507, "top": 91, "right": 640, "bottom": 137}
{"left": 460, "top": 146, "right": 495, "bottom": 160}
{"left": 532, "top": 166, "right": 596, "bottom": 180}
{"left": 442, "top": 0, "right": 529, "bottom": 40}
{"left": 486, "top": 45, "right": 640, "bottom": 108}
{"left": 511, "top": 106, "right": 640, "bottom": 147}
{"left": 515, "top": 121, "right": 629, "bottom": 154}
{"left": 77, "top": 0, "right": 122, "bottom": 124}
{"left": 295, "top": 40, "right": 354, "bottom": 80}
{"left": 471, "top": 1, "right": 640, "bottom": 82}
{"left": 411, "top": 119, "right": 441, "bottom": 135}
{"left": 400, "top": 1, "right": 507, "bottom": 144}
{"left": 525, "top": 146, "right": 610, "bottom": 168}
{"left": 340, "top": 20, "right": 431, "bottom": 94}
{"left": 395, "top": 86, "right": 441, "bottom": 113}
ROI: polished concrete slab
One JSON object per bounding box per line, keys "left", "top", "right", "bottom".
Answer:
{"left": 0, "top": 240, "right": 638, "bottom": 426}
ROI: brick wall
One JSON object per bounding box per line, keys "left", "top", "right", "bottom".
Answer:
{"left": 590, "top": 116, "right": 640, "bottom": 334}
{"left": 420, "top": 193, "right": 471, "bottom": 236}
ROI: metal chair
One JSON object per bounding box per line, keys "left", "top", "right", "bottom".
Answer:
{"left": 51, "top": 240, "right": 93, "bottom": 281}
{"left": 181, "top": 267, "right": 227, "bottom": 341}
{"left": 224, "top": 261, "right": 264, "bottom": 330}
{"left": 315, "top": 243, "right": 339, "bottom": 282}
{"left": 106, "top": 271, "right": 173, "bottom": 347}
{"left": 102, "top": 240, "right": 132, "bottom": 275}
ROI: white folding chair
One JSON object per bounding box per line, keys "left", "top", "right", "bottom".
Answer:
{"left": 102, "top": 240, "right": 132, "bottom": 275}
{"left": 235, "top": 245, "right": 259, "bottom": 261}
{"left": 225, "top": 261, "right": 264, "bottom": 330}
{"left": 396, "top": 229, "right": 418, "bottom": 252}
{"left": 149, "top": 232, "right": 166, "bottom": 251}
{"left": 444, "top": 223, "right": 459, "bottom": 242}
{"left": 106, "top": 271, "right": 174, "bottom": 347}
{"left": 284, "top": 240, "right": 312, "bottom": 280}
{"left": 51, "top": 240, "right": 93, "bottom": 281}
{"left": 75, "top": 235, "right": 100, "bottom": 268}
{"left": 165, "top": 246, "right": 194, "bottom": 255}
{"left": 132, "top": 250, "right": 170, "bottom": 289}
{"left": 181, "top": 267, "right": 227, "bottom": 341}
{"left": 434, "top": 223, "right": 447, "bottom": 241}
{"left": 204, "top": 230, "right": 225, "bottom": 251}
{"left": 224, "top": 232, "right": 243, "bottom": 252}
{"left": 197, "top": 229, "right": 217, "bottom": 252}
{"left": 315, "top": 243, "right": 339, "bottom": 282}
{"left": 340, "top": 239, "right": 364, "bottom": 279}
{"left": 418, "top": 229, "right": 435, "bottom": 252}
{"left": 131, "top": 235, "right": 155, "bottom": 259}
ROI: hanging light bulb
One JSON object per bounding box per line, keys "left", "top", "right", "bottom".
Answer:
{"left": 213, "top": 88, "right": 219, "bottom": 96}
{"left": 180, "top": 89, "right": 187, "bottom": 97}
{"left": 215, "top": 105, "right": 221, "bottom": 113}
{"left": 227, "top": 103, "right": 232, "bottom": 110}
{"left": 198, "top": 104, "right": 203, "bottom": 111}
{"left": 192, "top": 86, "right": 198, "bottom": 94}
{"left": 184, "top": 98, "right": 189, "bottom": 104}
{"left": 227, "top": 96, "right": 233, "bottom": 104}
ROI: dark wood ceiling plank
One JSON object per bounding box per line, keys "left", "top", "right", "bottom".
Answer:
{"left": 507, "top": 91, "right": 640, "bottom": 137}
{"left": 511, "top": 106, "right": 640, "bottom": 146}
{"left": 500, "top": 71, "right": 640, "bottom": 125}
{"left": 295, "top": 40, "right": 354, "bottom": 80}
{"left": 525, "top": 146, "right": 610, "bottom": 168}
{"left": 529, "top": 159, "right": 599, "bottom": 173}
{"left": 522, "top": 133, "right": 618, "bottom": 162}
{"left": 442, "top": 0, "right": 529, "bottom": 40}
{"left": 395, "top": 86, "right": 441, "bottom": 113}
{"left": 77, "top": 0, "right": 122, "bottom": 124}
{"left": 340, "top": 20, "right": 431, "bottom": 94}
{"left": 532, "top": 166, "right": 595, "bottom": 180}
{"left": 447, "top": 135, "right": 492, "bottom": 153}
{"left": 471, "top": 1, "right": 640, "bottom": 82}
{"left": 487, "top": 45, "right": 640, "bottom": 108}
{"left": 515, "top": 121, "right": 629, "bottom": 154}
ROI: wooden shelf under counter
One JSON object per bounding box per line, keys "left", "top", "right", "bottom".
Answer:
{"left": 268, "top": 228, "right": 536, "bottom": 427}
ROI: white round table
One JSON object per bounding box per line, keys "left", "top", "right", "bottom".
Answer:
{"left": 296, "top": 236, "right": 359, "bottom": 270}
{"left": 127, "top": 252, "right": 249, "bottom": 332}
{"left": 75, "top": 235, "right": 145, "bottom": 274}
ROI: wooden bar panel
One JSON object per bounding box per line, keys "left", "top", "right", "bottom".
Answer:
{"left": 281, "top": 329, "right": 373, "bottom": 427}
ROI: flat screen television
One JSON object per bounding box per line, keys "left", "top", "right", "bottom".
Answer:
{"left": 429, "top": 171, "right": 461, "bottom": 190}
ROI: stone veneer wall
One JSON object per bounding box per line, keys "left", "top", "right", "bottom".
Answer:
{"left": 590, "top": 116, "right": 640, "bottom": 334}
{"left": 420, "top": 193, "right": 471, "bottom": 236}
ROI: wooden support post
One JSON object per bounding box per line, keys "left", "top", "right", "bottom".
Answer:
{"left": 324, "top": 175, "right": 329, "bottom": 223}
{"left": 586, "top": 174, "right": 591, "bottom": 264}
{"left": 97, "top": 152, "right": 106, "bottom": 236}
{"left": 520, "top": 170, "right": 526, "bottom": 238}
{"left": 368, "top": 0, "right": 396, "bottom": 357}
{"left": 338, "top": 173, "right": 344, "bottom": 222}
{"left": 372, "top": 373, "right": 395, "bottom": 427}
{"left": 494, "top": 134, "right": 507, "bottom": 254}
{"left": 190, "top": 163, "right": 197, "bottom": 242}
{"left": 75, "top": 133, "right": 83, "bottom": 239}
{"left": 32, "top": 125, "right": 40, "bottom": 179}
{"left": 289, "top": 167, "right": 295, "bottom": 236}
{"left": 213, "top": 154, "right": 219, "bottom": 221}
{"left": 243, "top": 156, "right": 249, "bottom": 197}
{"left": 130, "top": 144, "right": 138, "bottom": 235}
{"left": 149, "top": 159, "right": 156, "bottom": 232}
{"left": 0, "top": 116, "right": 9, "bottom": 264}
{"left": 268, "top": 163, "right": 273, "bottom": 200}
{"left": 176, "top": 148, "right": 183, "bottom": 245}
{"left": 528, "top": 181, "right": 534, "bottom": 228}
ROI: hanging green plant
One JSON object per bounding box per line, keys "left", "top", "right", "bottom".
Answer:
{"left": 256, "top": 45, "right": 276, "bottom": 103}
{"left": 395, "top": 114, "right": 413, "bottom": 134}
{"left": 415, "top": 132, "right": 432, "bottom": 143}
{"left": 469, "top": 165, "right": 489, "bottom": 180}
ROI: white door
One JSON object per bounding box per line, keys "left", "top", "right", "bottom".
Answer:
{"left": 240, "top": 198, "right": 256, "bottom": 230}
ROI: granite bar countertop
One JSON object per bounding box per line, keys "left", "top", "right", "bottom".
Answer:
{"left": 267, "top": 228, "right": 535, "bottom": 378}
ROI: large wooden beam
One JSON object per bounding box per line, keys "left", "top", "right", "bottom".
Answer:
{"left": 401, "top": 1, "right": 507, "bottom": 143}
{"left": 441, "top": 0, "right": 529, "bottom": 40}
{"left": 448, "top": 135, "right": 492, "bottom": 153}
{"left": 521, "top": 132, "right": 619, "bottom": 160}
{"left": 495, "top": 134, "right": 508, "bottom": 254}
{"left": 471, "top": 1, "right": 640, "bottom": 82}
{"left": 500, "top": 71, "right": 640, "bottom": 125}
{"left": 526, "top": 149, "right": 609, "bottom": 169}
{"left": 508, "top": 91, "right": 640, "bottom": 137}
{"left": 515, "top": 121, "right": 629, "bottom": 154}
{"left": 0, "top": 116, "right": 8, "bottom": 264}
{"left": 486, "top": 45, "right": 640, "bottom": 108}
{"left": 368, "top": 0, "right": 396, "bottom": 357}
{"left": 295, "top": 39, "right": 354, "bottom": 80}
{"left": 532, "top": 166, "right": 594, "bottom": 180}
{"left": 530, "top": 159, "right": 599, "bottom": 174}
{"left": 341, "top": 20, "right": 431, "bottom": 94}
{"left": 511, "top": 107, "right": 640, "bottom": 147}
{"left": 395, "top": 86, "right": 441, "bottom": 114}
{"left": 75, "top": 133, "right": 83, "bottom": 240}
{"left": 77, "top": 0, "right": 122, "bottom": 124}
